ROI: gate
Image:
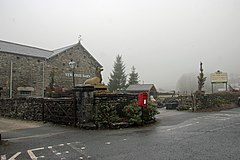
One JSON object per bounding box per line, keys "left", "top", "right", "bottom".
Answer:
{"left": 43, "top": 98, "right": 76, "bottom": 126}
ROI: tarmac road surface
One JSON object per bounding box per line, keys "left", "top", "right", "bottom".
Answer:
{"left": 1, "top": 107, "right": 240, "bottom": 160}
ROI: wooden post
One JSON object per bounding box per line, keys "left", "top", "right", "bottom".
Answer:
{"left": 211, "top": 83, "right": 214, "bottom": 93}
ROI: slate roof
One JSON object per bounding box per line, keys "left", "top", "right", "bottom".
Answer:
{"left": 52, "top": 44, "right": 76, "bottom": 57}
{"left": 0, "top": 40, "right": 101, "bottom": 67}
{"left": 0, "top": 40, "right": 53, "bottom": 58}
{"left": 126, "top": 84, "right": 156, "bottom": 92}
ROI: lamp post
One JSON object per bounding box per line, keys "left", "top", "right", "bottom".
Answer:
{"left": 69, "top": 60, "right": 76, "bottom": 88}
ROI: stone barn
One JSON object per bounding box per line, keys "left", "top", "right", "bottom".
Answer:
{"left": 0, "top": 40, "right": 102, "bottom": 98}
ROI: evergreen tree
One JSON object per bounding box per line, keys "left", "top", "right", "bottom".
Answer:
{"left": 197, "top": 62, "right": 207, "bottom": 92}
{"left": 108, "top": 55, "right": 127, "bottom": 92}
{"left": 128, "top": 66, "right": 139, "bottom": 86}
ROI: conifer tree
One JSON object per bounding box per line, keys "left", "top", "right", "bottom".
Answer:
{"left": 108, "top": 55, "right": 127, "bottom": 92}
{"left": 197, "top": 62, "right": 207, "bottom": 92}
{"left": 127, "top": 66, "right": 139, "bottom": 86}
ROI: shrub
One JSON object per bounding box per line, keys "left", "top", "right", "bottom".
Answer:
{"left": 95, "top": 103, "right": 120, "bottom": 127}
{"left": 198, "top": 92, "right": 240, "bottom": 109}
{"left": 123, "top": 100, "right": 159, "bottom": 126}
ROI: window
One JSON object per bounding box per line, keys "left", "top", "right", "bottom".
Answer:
{"left": 19, "top": 91, "right": 32, "bottom": 97}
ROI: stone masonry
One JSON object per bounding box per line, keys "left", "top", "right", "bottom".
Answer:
{"left": 0, "top": 40, "right": 102, "bottom": 98}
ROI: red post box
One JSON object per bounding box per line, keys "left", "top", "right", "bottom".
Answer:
{"left": 138, "top": 92, "right": 148, "bottom": 107}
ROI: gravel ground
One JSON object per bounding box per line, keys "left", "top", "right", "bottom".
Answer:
{"left": 0, "top": 118, "right": 43, "bottom": 132}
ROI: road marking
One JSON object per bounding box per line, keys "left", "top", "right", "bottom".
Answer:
{"left": 2, "top": 141, "right": 91, "bottom": 160}
{"left": 167, "top": 123, "right": 195, "bottom": 131}
{"left": 105, "top": 142, "right": 111, "bottom": 145}
{"left": 207, "top": 122, "right": 240, "bottom": 132}
{"left": 27, "top": 147, "right": 44, "bottom": 160}
{"left": 4, "top": 131, "right": 67, "bottom": 141}
{"left": 67, "top": 143, "right": 83, "bottom": 153}
{"left": 1, "top": 155, "right": 6, "bottom": 160}
{"left": 215, "top": 118, "right": 230, "bottom": 121}
{"left": 67, "top": 142, "right": 89, "bottom": 158}
{"left": 6, "top": 152, "right": 21, "bottom": 160}
{"left": 81, "top": 147, "right": 86, "bottom": 150}
{"left": 48, "top": 145, "right": 66, "bottom": 159}
{"left": 178, "top": 123, "right": 193, "bottom": 128}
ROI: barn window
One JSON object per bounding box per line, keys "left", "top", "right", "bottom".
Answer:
{"left": 19, "top": 91, "right": 32, "bottom": 97}
{"left": 17, "top": 87, "right": 34, "bottom": 97}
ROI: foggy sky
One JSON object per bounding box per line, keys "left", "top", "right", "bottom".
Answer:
{"left": 1, "top": 0, "right": 240, "bottom": 90}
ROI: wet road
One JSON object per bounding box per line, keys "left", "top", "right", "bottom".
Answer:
{"left": 1, "top": 108, "right": 240, "bottom": 160}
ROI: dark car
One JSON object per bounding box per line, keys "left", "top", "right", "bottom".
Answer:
{"left": 165, "top": 100, "right": 179, "bottom": 110}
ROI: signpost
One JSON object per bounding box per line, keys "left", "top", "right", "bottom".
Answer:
{"left": 210, "top": 70, "right": 228, "bottom": 93}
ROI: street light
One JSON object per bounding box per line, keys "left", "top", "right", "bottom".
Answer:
{"left": 69, "top": 60, "right": 76, "bottom": 88}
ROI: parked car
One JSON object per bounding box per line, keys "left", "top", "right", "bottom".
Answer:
{"left": 165, "top": 100, "right": 179, "bottom": 110}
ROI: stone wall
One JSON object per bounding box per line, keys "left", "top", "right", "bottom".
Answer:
{"left": 0, "top": 53, "right": 45, "bottom": 98}
{"left": 0, "top": 93, "right": 138, "bottom": 128}
{"left": 0, "top": 97, "right": 43, "bottom": 120}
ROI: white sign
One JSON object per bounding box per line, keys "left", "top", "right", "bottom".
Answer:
{"left": 65, "top": 73, "right": 90, "bottom": 78}
{"left": 210, "top": 71, "right": 228, "bottom": 83}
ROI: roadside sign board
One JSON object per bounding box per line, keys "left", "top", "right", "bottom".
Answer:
{"left": 210, "top": 71, "right": 228, "bottom": 83}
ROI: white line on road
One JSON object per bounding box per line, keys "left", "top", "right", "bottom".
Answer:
{"left": 7, "top": 152, "right": 21, "bottom": 160}
{"left": 178, "top": 123, "right": 193, "bottom": 129}
{"left": 67, "top": 143, "right": 83, "bottom": 153}
{"left": 27, "top": 147, "right": 44, "bottom": 160}
{"left": 1, "top": 155, "right": 6, "bottom": 160}
{"left": 167, "top": 123, "right": 195, "bottom": 131}
{"left": 67, "top": 142, "right": 89, "bottom": 158}
{"left": 4, "top": 131, "right": 68, "bottom": 141}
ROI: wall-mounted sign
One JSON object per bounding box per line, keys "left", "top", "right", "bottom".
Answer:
{"left": 17, "top": 87, "right": 34, "bottom": 91}
{"left": 210, "top": 71, "right": 228, "bottom": 83}
{"left": 65, "top": 73, "right": 90, "bottom": 78}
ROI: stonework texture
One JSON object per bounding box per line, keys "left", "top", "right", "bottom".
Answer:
{"left": 0, "top": 42, "right": 102, "bottom": 98}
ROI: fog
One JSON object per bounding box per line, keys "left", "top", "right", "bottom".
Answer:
{"left": 1, "top": 0, "right": 240, "bottom": 90}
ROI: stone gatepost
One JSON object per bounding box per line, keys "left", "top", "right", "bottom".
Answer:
{"left": 73, "top": 85, "right": 95, "bottom": 126}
